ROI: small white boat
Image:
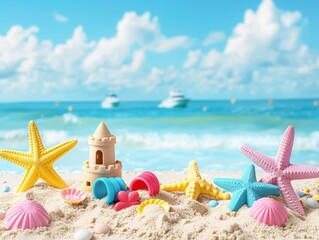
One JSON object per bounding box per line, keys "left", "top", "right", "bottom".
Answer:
{"left": 159, "top": 90, "right": 189, "bottom": 108}
{"left": 101, "top": 94, "right": 120, "bottom": 108}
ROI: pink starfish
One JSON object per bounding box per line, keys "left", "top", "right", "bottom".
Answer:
{"left": 240, "top": 126, "right": 319, "bottom": 216}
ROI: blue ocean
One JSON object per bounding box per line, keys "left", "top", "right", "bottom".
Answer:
{"left": 0, "top": 99, "right": 318, "bottom": 173}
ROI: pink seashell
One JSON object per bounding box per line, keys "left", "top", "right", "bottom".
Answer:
{"left": 61, "top": 188, "right": 87, "bottom": 205}
{"left": 251, "top": 198, "right": 289, "bottom": 226}
{"left": 5, "top": 201, "right": 49, "bottom": 230}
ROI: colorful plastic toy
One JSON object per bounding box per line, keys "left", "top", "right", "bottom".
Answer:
{"left": 214, "top": 164, "right": 280, "bottom": 211}
{"left": 5, "top": 201, "right": 49, "bottom": 230}
{"left": 114, "top": 191, "right": 140, "bottom": 211}
{"left": 130, "top": 171, "right": 160, "bottom": 196}
{"left": 208, "top": 200, "right": 219, "bottom": 208}
{"left": 2, "top": 185, "right": 10, "bottom": 193}
{"left": 305, "top": 198, "right": 319, "bottom": 209}
{"left": 251, "top": 198, "right": 289, "bottom": 226}
{"left": 240, "top": 126, "right": 319, "bottom": 216}
{"left": 161, "top": 161, "right": 230, "bottom": 201}
{"left": 93, "top": 177, "right": 126, "bottom": 204}
{"left": 61, "top": 188, "right": 87, "bottom": 205}
{"left": 0, "top": 121, "right": 77, "bottom": 192}
{"left": 137, "top": 199, "right": 170, "bottom": 214}
{"left": 82, "top": 122, "right": 122, "bottom": 192}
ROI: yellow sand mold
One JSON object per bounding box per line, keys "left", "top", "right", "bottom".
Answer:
{"left": 161, "top": 160, "right": 230, "bottom": 201}
{"left": 137, "top": 199, "right": 170, "bottom": 214}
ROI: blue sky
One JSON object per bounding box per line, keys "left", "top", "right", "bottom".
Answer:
{"left": 0, "top": 0, "right": 318, "bottom": 101}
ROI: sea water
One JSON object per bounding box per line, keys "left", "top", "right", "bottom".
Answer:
{"left": 0, "top": 99, "right": 318, "bottom": 173}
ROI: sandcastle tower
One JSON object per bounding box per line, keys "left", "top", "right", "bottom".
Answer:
{"left": 82, "top": 122, "right": 122, "bottom": 192}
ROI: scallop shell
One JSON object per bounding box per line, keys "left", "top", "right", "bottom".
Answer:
{"left": 5, "top": 201, "right": 49, "bottom": 230}
{"left": 61, "top": 188, "right": 87, "bottom": 205}
{"left": 137, "top": 199, "right": 170, "bottom": 214}
{"left": 250, "top": 197, "right": 289, "bottom": 226}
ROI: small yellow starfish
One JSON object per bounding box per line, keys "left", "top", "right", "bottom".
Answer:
{"left": 0, "top": 121, "right": 77, "bottom": 192}
{"left": 161, "top": 161, "right": 230, "bottom": 201}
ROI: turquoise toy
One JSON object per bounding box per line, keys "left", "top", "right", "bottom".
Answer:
{"left": 93, "top": 177, "right": 126, "bottom": 204}
{"left": 213, "top": 164, "right": 280, "bottom": 211}
{"left": 208, "top": 200, "right": 219, "bottom": 208}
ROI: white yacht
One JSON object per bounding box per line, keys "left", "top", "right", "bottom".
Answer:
{"left": 101, "top": 94, "right": 120, "bottom": 108}
{"left": 159, "top": 90, "right": 189, "bottom": 108}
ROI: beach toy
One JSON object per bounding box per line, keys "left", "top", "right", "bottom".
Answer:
{"left": 208, "top": 200, "right": 219, "bottom": 208}
{"left": 61, "top": 188, "right": 87, "bottom": 205}
{"left": 93, "top": 177, "right": 126, "bottom": 204}
{"left": 5, "top": 200, "right": 49, "bottom": 230}
{"left": 313, "top": 195, "right": 319, "bottom": 201}
{"left": 2, "top": 185, "right": 10, "bottom": 193}
{"left": 0, "top": 121, "right": 77, "bottom": 192}
{"left": 296, "top": 190, "right": 309, "bottom": 198}
{"left": 304, "top": 187, "right": 310, "bottom": 193}
{"left": 161, "top": 161, "right": 230, "bottom": 201}
{"left": 74, "top": 229, "right": 93, "bottom": 240}
{"left": 214, "top": 164, "right": 280, "bottom": 211}
{"left": 82, "top": 122, "right": 122, "bottom": 193}
{"left": 251, "top": 198, "right": 289, "bottom": 226}
{"left": 305, "top": 198, "right": 319, "bottom": 209}
{"left": 240, "top": 125, "right": 319, "bottom": 216}
{"left": 94, "top": 222, "right": 111, "bottom": 234}
{"left": 129, "top": 171, "right": 160, "bottom": 196}
{"left": 137, "top": 199, "right": 170, "bottom": 214}
{"left": 114, "top": 191, "right": 140, "bottom": 211}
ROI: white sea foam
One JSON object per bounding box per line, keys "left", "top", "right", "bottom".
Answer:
{"left": 117, "top": 131, "right": 319, "bottom": 151}
{"left": 42, "top": 130, "right": 69, "bottom": 146}
{"left": 0, "top": 129, "right": 70, "bottom": 147}
{"left": 1, "top": 129, "right": 319, "bottom": 151}
{"left": 63, "top": 113, "right": 79, "bottom": 123}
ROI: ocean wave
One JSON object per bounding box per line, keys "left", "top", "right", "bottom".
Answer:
{"left": 63, "top": 113, "right": 79, "bottom": 123}
{"left": 0, "top": 129, "right": 70, "bottom": 147}
{"left": 118, "top": 132, "right": 319, "bottom": 150}
{"left": 1, "top": 128, "right": 319, "bottom": 151}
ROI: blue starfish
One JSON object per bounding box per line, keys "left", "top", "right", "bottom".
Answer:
{"left": 213, "top": 164, "right": 280, "bottom": 211}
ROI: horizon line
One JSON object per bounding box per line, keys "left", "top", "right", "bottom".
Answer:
{"left": 0, "top": 97, "right": 318, "bottom": 104}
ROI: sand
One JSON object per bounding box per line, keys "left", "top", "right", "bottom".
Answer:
{"left": 1, "top": 170, "right": 319, "bottom": 240}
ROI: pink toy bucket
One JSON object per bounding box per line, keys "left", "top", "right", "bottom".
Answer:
{"left": 129, "top": 171, "right": 160, "bottom": 196}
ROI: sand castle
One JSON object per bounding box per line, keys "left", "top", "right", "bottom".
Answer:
{"left": 82, "top": 122, "right": 122, "bottom": 192}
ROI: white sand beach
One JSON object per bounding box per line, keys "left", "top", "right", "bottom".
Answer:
{"left": 0, "top": 171, "right": 319, "bottom": 240}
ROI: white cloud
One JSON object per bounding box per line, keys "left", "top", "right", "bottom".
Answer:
{"left": 53, "top": 12, "right": 69, "bottom": 23}
{"left": 183, "top": 50, "right": 201, "bottom": 69}
{"left": 0, "top": 12, "right": 190, "bottom": 98}
{"left": 181, "top": 0, "right": 319, "bottom": 97}
{"left": 0, "top": 2, "right": 318, "bottom": 100}
{"left": 202, "top": 32, "right": 225, "bottom": 46}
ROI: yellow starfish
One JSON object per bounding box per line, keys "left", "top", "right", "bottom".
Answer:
{"left": 0, "top": 121, "right": 77, "bottom": 192}
{"left": 160, "top": 161, "right": 230, "bottom": 201}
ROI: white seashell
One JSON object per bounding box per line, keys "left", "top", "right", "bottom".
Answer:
{"left": 74, "top": 229, "right": 93, "bottom": 240}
